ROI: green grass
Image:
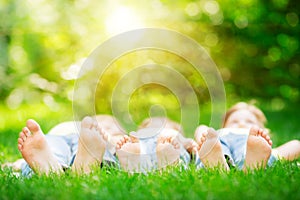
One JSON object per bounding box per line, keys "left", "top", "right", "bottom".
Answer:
{"left": 1, "top": 163, "right": 299, "bottom": 200}
{"left": 0, "top": 101, "right": 299, "bottom": 200}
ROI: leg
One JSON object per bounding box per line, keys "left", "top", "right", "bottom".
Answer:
{"left": 243, "top": 126, "right": 272, "bottom": 171}
{"left": 17, "top": 119, "right": 63, "bottom": 174}
{"left": 71, "top": 116, "right": 107, "bottom": 174}
{"left": 196, "top": 128, "right": 229, "bottom": 170}
{"left": 273, "top": 140, "right": 300, "bottom": 161}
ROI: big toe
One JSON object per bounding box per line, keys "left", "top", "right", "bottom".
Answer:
{"left": 249, "top": 126, "right": 260, "bottom": 136}
{"left": 26, "top": 119, "right": 41, "bottom": 133}
{"left": 100, "top": 129, "right": 109, "bottom": 141}
{"left": 81, "top": 116, "right": 94, "bottom": 129}
{"left": 196, "top": 125, "right": 209, "bottom": 135}
{"left": 207, "top": 128, "right": 218, "bottom": 138}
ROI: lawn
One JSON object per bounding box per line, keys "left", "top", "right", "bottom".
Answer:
{"left": 0, "top": 101, "right": 299, "bottom": 200}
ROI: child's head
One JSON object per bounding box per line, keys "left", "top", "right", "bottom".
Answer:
{"left": 138, "top": 117, "right": 183, "bottom": 135}
{"left": 95, "top": 115, "right": 125, "bottom": 136}
{"left": 222, "top": 102, "right": 267, "bottom": 129}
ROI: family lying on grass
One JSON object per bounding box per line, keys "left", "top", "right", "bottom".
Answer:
{"left": 3, "top": 102, "right": 300, "bottom": 176}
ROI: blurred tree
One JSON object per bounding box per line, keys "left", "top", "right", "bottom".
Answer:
{"left": 0, "top": 0, "right": 299, "bottom": 116}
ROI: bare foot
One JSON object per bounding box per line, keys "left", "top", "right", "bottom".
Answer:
{"left": 17, "top": 119, "right": 62, "bottom": 174}
{"left": 197, "top": 128, "right": 229, "bottom": 170}
{"left": 194, "top": 125, "right": 209, "bottom": 144}
{"left": 1, "top": 158, "right": 25, "bottom": 171}
{"left": 156, "top": 136, "right": 180, "bottom": 169}
{"left": 243, "top": 126, "right": 272, "bottom": 171}
{"left": 72, "top": 116, "right": 107, "bottom": 174}
{"left": 116, "top": 135, "right": 141, "bottom": 153}
{"left": 116, "top": 135, "right": 141, "bottom": 172}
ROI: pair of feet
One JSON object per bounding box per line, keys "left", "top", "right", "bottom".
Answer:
{"left": 18, "top": 117, "right": 107, "bottom": 174}
{"left": 115, "top": 135, "right": 181, "bottom": 172}
{"left": 17, "top": 117, "right": 181, "bottom": 174}
{"left": 195, "top": 126, "right": 273, "bottom": 171}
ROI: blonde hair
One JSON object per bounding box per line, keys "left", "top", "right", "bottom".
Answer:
{"left": 222, "top": 102, "right": 267, "bottom": 128}
{"left": 138, "top": 117, "right": 184, "bottom": 135}
{"left": 94, "top": 114, "right": 126, "bottom": 134}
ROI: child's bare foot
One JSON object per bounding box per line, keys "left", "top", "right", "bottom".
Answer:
{"left": 72, "top": 116, "right": 107, "bottom": 174}
{"left": 116, "top": 135, "right": 140, "bottom": 153}
{"left": 243, "top": 126, "right": 272, "bottom": 171}
{"left": 197, "top": 128, "right": 229, "bottom": 170}
{"left": 195, "top": 125, "right": 209, "bottom": 144}
{"left": 116, "top": 135, "right": 141, "bottom": 172}
{"left": 1, "top": 158, "right": 25, "bottom": 171}
{"left": 156, "top": 136, "right": 180, "bottom": 169}
{"left": 17, "top": 119, "right": 62, "bottom": 174}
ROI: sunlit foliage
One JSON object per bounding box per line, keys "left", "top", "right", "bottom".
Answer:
{"left": 0, "top": 0, "right": 299, "bottom": 121}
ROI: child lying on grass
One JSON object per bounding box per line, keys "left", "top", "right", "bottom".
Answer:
{"left": 194, "top": 102, "right": 300, "bottom": 171}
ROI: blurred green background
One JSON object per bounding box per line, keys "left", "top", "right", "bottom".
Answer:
{"left": 0, "top": 0, "right": 299, "bottom": 137}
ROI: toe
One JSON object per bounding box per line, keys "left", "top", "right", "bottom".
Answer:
{"left": 19, "top": 131, "right": 27, "bottom": 142}
{"left": 22, "top": 127, "right": 31, "bottom": 137}
{"left": 171, "top": 138, "right": 177, "bottom": 146}
{"left": 262, "top": 130, "right": 269, "bottom": 137}
{"left": 173, "top": 140, "right": 180, "bottom": 149}
{"left": 157, "top": 137, "right": 165, "bottom": 144}
{"left": 102, "top": 132, "right": 109, "bottom": 142}
{"left": 249, "top": 126, "right": 259, "bottom": 136}
{"left": 92, "top": 121, "right": 98, "bottom": 129}
{"left": 207, "top": 128, "right": 218, "bottom": 138}
{"left": 99, "top": 128, "right": 108, "bottom": 141}
{"left": 200, "top": 136, "right": 206, "bottom": 143}
{"left": 269, "top": 140, "right": 273, "bottom": 146}
{"left": 121, "top": 136, "right": 126, "bottom": 144}
{"left": 18, "top": 144, "right": 23, "bottom": 151}
{"left": 81, "top": 116, "right": 94, "bottom": 129}
{"left": 116, "top": 140, "right": 122, "bottom": 148}
{"left": 26, "top": 119, "right": 41, "bottom": 134}
{"left": 196, "top": 125, "right": 209, "bottom": 136}
{"left": 259, "top": 128, "right": 266, "bottom": 136}
{"left": 124, "top": 135, "right": 130, "bottom": 142}
{"left": 18, "top": 137, "right": 24, "bottom": 145}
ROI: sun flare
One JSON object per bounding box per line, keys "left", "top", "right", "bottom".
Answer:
{"left": 105, "top": 6, "right": 144, "bottom": 36}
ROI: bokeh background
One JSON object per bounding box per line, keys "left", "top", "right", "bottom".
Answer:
{"left": 0, "top": 0, "right": 299, "bottom": 144}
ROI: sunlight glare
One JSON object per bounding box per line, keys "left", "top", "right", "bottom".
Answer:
{"left": 105, "top": 6, "right": 143, "bottom": 36}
